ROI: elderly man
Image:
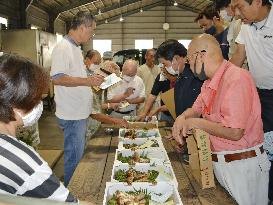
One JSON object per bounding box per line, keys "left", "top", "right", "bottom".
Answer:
{"left": 83, "top": 57, "right": 128, "bottom": 138}
{"left": 89, "top": 60, "right": 128, "bottom": 127}
{"left": 230, "top": 0, "right": 273, "bottom": 202}
{"left": 137, "top": 49, "right": 161, "bottom": 112}
{"left": 172, "top": 34, "right": 270, "bottom": 205}
{"left": 84, "top": 49, "right": 101, "bottom": 75}
{"left": 51, "top": 11, "right": 104, "bottom": 186}
{"left": 107, "top": 59, "right": 145, "bottom": 118}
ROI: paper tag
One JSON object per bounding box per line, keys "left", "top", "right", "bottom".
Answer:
{"left": 100, "top": 73, "right": 121, "bottom": 89}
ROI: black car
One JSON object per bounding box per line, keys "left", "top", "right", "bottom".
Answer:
{"left": 113, "top": 49, "right": 157, "bottom": 70}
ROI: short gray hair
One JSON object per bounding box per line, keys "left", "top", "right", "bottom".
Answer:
{"left": 70, "top": 11, "right": 96, "bottom": 30}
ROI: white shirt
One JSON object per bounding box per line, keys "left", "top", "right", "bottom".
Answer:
{"left": 107, "top": 75, "right": 145, "bottom": 112}
{"left": 51, "top": 38, "right": 92, "bottom": 120}
{"left": 236, "top": 7, "right": 273, "bottom": 89}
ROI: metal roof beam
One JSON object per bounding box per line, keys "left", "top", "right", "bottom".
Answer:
{"left": 58, "top": 0, "right": 142, "bottom": 16}
{"left": 99, "top": 0, "right": 141, "bottom": 14}
{"left": 31, "top": 0, "right": 53, "bottom": 14}
{"left": 96, "top": 0, "right": 165, "bottom": 25}
{"left": 177, "top": 4, "right": 200, "bottom": 13}
{"left": 195, "top": 0, "right": 211, "bottom": 10}
{"left": 166, "top": 0, "right": 200, "bottom": 13}
{"left": 56, "top": 0, "right": 97, "bottom": 14}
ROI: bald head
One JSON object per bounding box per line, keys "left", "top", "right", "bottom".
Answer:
{"left": 187, "top": 34, "right": 225, "bottom": 79}
{"left": 122, "top": 59, "right": 138, "bottom": 76}
{"left": 188, "top": 34, "right": 223, "bottom": 59}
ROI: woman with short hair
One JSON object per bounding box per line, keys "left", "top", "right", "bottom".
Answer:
{"left": 0, "top": 54, "right": 78, "bottom": 202}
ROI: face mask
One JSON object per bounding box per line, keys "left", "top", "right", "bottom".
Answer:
{"left": 16, "top": 101, "right": 43, "bottom": 127}
{"left": 123, "top": 75, "right": 134, "bottom": 83}
{"left": 205, "top": 26, "right": 216, "bottom": 35}
{"left": 89, "top": 64, "right": 100, "bottom": 71}
{"left": 193, "top": 55, "right": 208, "bottom": 81}
{"left": 166, "top": 64, "right": 179, "bottom": 76}
{"left": 220, "top": 10, "right": 233, "bottom": 23}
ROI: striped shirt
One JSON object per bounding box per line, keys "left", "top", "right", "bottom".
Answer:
{"left": 0, "top": 134, "right": 77, "bottom": 203}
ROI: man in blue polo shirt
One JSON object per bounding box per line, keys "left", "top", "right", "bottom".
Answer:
{"left": 138, "top": 40, "right": 203, "bottom": 158}
{"left": 138, "top": 40, "right": 203, "bottom": 121}
{"left": 158, "top": 40, "right": 204, "bottom": 157}
{"left": 156, "top": 39, "right": 203, "bottom": 118}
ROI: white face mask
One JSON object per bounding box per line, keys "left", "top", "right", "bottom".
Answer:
{"left": 89, "top": 64, "right": 100, "bottom": 71}
{"left": 16, "top": 101, "right": 43, "bottom": 127}
{"left": 166, "top": 66, "right": 179, "bottom": 76}
{"left": 220, "top": 10, "right": 232, "bottom": 22}
{"left": 122, "top": 74, "right": 134, "bottom": 83}
{"left": 122, "top": 74, "right": 135, "bottom": 83}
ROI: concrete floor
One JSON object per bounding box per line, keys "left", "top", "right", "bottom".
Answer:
{"left": 38, "top": 110, "right": 64, "bottom": 181}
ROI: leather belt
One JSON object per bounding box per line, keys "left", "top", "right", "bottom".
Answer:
{"left": 114, "top": 110, "right": 134, "bottom": 114}
{"left": 212, "top": 146, "right": 264, "bottom": 163}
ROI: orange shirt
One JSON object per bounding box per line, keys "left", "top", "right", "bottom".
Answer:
{"left": 192, "top": 60, "right": 264, "bottom": 152}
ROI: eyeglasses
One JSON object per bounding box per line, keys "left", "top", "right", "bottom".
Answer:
{"left": 186, "top": 50, "right": 206, "bottom": 63}
{"left": 85, "top": 25, "right": 96, "bottom": 36}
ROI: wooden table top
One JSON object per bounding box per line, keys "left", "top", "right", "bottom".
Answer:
{"left": 68, "top": 126, "right": 237, "bottom": 205}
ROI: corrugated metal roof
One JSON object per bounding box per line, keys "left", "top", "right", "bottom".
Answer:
{"left": 31, "top": 0, "right": 212, "bottom": 24}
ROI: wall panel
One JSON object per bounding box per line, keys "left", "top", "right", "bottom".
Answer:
{"left": 92, "top": 5, "right": 202, "bottom": 54}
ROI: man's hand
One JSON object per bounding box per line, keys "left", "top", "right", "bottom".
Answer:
{"left": 164, "top": 134, "right": 185, "bottom": 153}
{"left": 123, "top": 87, "right": 135, "bottom": 98}
{"left": 125, "top": 98, "right": 132, "bottom": 104}
{"left": 87, "top": 75, "right": 104, "bottom": 86}
{"left": 113, "top": 118, "right": 129, "bottom": 128}
{"left": 172, "top": 115, "right": 195, "bottom": 144}
{"left": 109, "top": 103, "right": 120, "bottom": 110}
{"left": 147, "top": 106, "right": 161, "bottom": 120}
{"left": 137, "top": 112, "right": 146, "bottom": 122}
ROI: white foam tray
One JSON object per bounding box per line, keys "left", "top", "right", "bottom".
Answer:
{"left": 118, "top": 137, "right": 165, "bottom": 150}
{"left": 123, "top": 115, "right": 158, "bottom": 122}
{"left": 111, "top": 163, "right": 178, "bottom": 188}
{"left": 103, "top": 182, "right": 183, "bottom": 205}
{"left": 114, "top": 149, "right": 171, "bottom": 166}
{"left": 119, "top": 128, "right": 161, "bottom": 139}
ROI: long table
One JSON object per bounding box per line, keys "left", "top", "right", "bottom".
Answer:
{"left": 68, "top": 126, "right": 237, "bottom": 205}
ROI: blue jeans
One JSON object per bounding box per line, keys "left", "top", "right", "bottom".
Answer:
{"left": 58, "top": 118, "right": 87, "bottom": 187}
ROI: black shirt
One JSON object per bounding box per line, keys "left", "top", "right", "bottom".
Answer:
{"left": 174, "top": 65, "right": 203, "bottom": 116}
{"left": 151, "top": 74, "right": 172, "bottom": 116}
{"left": 151, "top": 74, "right": 171, "bottom": 97}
